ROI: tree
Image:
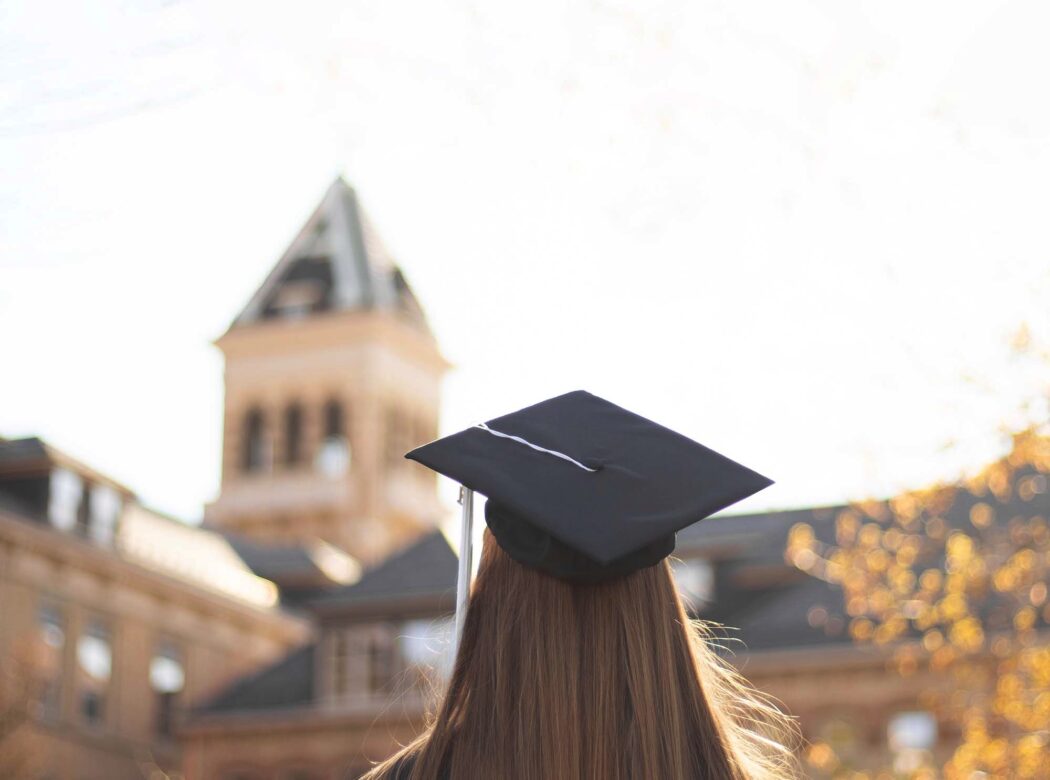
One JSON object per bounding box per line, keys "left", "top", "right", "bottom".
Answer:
{"left": 0, "top": 648, "right": 41, "bottom": 780}
{"left": 786, "top": 426, "right": 1050, "bottom": 779}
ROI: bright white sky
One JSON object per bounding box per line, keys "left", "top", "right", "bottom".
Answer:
{"left": 1, "top": 0, "right": 1048, "bottom": 523}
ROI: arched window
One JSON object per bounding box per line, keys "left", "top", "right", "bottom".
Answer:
{"left": 284, "top": 403, "right": 305, "bottom": 467}
{"left": 242, "top": 407, "right": 269, "bottom": 473}
{"left": 316, "top": 399, "right": 350, "bottom": 476}
{"left": 77, "top": 619, "right": 112, "bottom": 725}
{"left": 323, "top": 399, "right": 344, "bottom": 441}
{"left": 37, "top": 602, "right": 65, "bottom": 721}
{"left": 150, "top": 642, "right": 185, "bottom": 738}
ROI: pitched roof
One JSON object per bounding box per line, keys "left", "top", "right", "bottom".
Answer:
{"left": 221, "top": 531, "right": 361, "bottom": 606}
{"left": 195, "top": 643, "right": 315, "bottom": 714}
{"left": 223, "top": 531, "right": 328, "bottom": 581}
{"left": 671, "top": 507, "right": 851, "bottom": 651}
{"left": 0, "top": 436, "right": 134, "bottom": 495}
{"left": 677, "top": 461, "right": 1050, "bottom": 653}
{"left": 0, "top": 437, "right": 47, "bottom": 467}
{"left": 230, "top": 177, "right": 431, "bottom": 334}
{"left": 678, "top": 504, "right": 838, "bottom": 559}
{"left": 310, "top": 529, "right": 457, "bottom": 610}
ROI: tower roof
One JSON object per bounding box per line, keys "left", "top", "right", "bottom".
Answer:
{"left": 230, "top": 177, "right": 431, "bottom": 333}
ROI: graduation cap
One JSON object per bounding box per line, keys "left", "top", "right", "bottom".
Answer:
{"left": 405, "top": 390, "right": 773, "bottom": 648}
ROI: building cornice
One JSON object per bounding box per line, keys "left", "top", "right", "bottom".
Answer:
{"left": 0, "top": 509, "right": 311, "bottom": 643}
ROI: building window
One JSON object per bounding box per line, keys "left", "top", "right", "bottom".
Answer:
{"left": 316, "top": 399, "right": 350, "bottom": 476}
{"left": 76, "top": 620, "right": 112, "bottom": 726}
{"left": 150, "top": 642, "right": 185, "bottom": 738}
{"left": 242, "top": 407, "right": 270, "bottom": 473}
{"left": 48, "top": 468, "right": 83, "bottom": 532}
{"left": 283, "top": 403, "right": 305, "bottom": 467}
{"left": 323, "top": 398, "right": 344, "bottom": 440}
{"left": 36, "top": 603, "right": 65, "bottom": 721}
{"left": 88, "top": 484, "right": 121, "bottom": 546}
{"left": 51, "top": 479, "right": 122, "bottom": 544}
{"left": 332, "top": 632, "right": 350, "bottom": 698}
{"left": 270, "top": 278, "right": 327, "bottom": 319}
{"left": 888, "top": 710, "right": 937, "bottom": 752}
{"left": 888, "top": 710, "right": 937, "bottom": 773}
{"left": 327, "top": 625, "right": 409, "bottom": 701}
{"left": 400, "top": 616, "right": 455, "bottom": 684}
{"left": 74, "top": 481, "right": 92, "bottom": 537}
{"left": 367, "top": 628, "right": 397, "bottom": 694}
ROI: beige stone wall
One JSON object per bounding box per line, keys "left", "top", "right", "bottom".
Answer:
{"left": 182, "top": 709, "right": 427, "bottom": 780}
{"left": 207, "top": 309, "right": 447, "bottom": 565}
{"left": 0, "top": 512, "right": 310, "bottom": 780}
{"left": 744, "top": 647, "right": 957, "bottom": 772}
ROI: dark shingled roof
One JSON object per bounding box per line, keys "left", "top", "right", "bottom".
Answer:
{"left": 219, "top": 530, "right": 362, "bottom": 607}
{"left": 726, "top": 572, "right": 850, "bottom": 652}
{"left": 678, "top": 504, "right": 839, "bottom": 555}
{"left": 223, "top": 531, "right": 326, "bottom": 581}
{"left": 196, "top": 643, "right": 315, "bottom": 714}
{"left": 0, "top": 436, "right": 134, "bottom": 496}
{"left": 230, "top": 178, "right": 432, "bottom": 335}
{"left": 0, "top": 437, "right": 48, "bottom": 467}
{"left": 672, "top": 506, "right": 850, "bottom": 651}
{"left": 311, "top": 529, "right": 457, "bottom": 607}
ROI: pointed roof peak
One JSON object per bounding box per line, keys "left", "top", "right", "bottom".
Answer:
{"left": 325, "top": 175, "right": 354, "bottom": 197}
{"left": 230, "top": 177, "right": 431, "bottom": 334}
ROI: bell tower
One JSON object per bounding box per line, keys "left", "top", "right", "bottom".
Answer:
{"left": 204, "top": 178, "right": 449, "bottom": 565}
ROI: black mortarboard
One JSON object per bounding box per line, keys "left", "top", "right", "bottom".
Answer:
{"left": 405, "top": 390, "right": 773, "bottom": 584}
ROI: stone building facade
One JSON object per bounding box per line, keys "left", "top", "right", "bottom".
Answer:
{"left": 175, "top": 178, "right": 989, "bottom": 778}
{"left": 181, "top": 531, "right": 457, "bottom": 780}
{"left": 0, "top": 438, "right": 311, "bottom": 780}
{"left": 204, "top": 178, "right": 449, "bottom": 566}
{"left": 10, "top": 177, "right": 1041, "bottom": 780}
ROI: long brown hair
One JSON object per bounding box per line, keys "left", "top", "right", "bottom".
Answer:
{"left": 363, "top": 530, "right": 801, "bottom": 779}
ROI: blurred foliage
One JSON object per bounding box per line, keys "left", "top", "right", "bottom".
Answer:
{"left": 787, "top": 424, "right": 1050, "bottom": 779}
{"left": 0, "top": 649, "right": 39, "bottom": 780}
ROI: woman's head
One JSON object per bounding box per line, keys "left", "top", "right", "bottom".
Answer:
{"left": 366, "top": 529, "right": 801, "bottom": 780}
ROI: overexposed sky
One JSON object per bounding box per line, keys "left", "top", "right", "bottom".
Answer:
{"left": 1, "top": 0, "right": 1048, "bottom": 522}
